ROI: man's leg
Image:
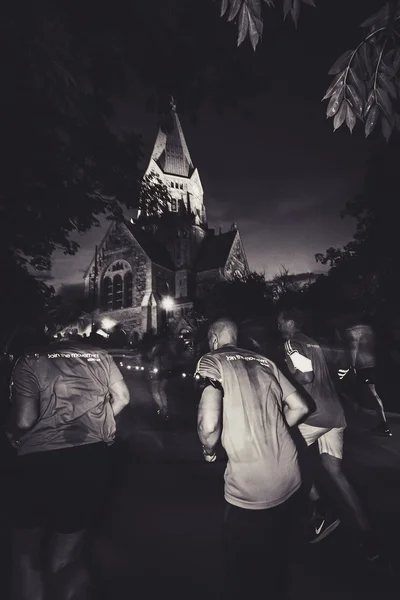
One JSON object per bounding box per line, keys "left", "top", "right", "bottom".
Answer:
{"left": 320, "top": 452, "right": 370, "bottom": 533}
{"left": 46, "top": 443, "right": 109, "bottom": 599}
{"left": 11, "top": 527, "right": 46, "bottom": 600}
{"left": 298, "top": 423, "right": 341, "bottom": 542}
{"left": 47, "top": 530, "right": 89, "bottom": 600}
{"left": 222, "top": 496, "right": 300, "bottom": 600}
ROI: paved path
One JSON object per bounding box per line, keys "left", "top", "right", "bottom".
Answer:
{"left": 87, "top": 372, "right": 400, "bottom": 599}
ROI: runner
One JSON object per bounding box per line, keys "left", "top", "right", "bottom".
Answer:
{"left": 196, "top": 318, "right": 309, "bottom": 600}
{"left": 277, "top": 308, "right": 391, "bottom": 571}
{"left": 5, "top": 334, "right": 130, "bottom": 600}
{"left": 336, "top": 315, "right": 392, "bottom": 437}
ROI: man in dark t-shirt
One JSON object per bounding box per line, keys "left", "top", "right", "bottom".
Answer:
{"left": 278, "top": 309, "right": 390, "bottom": 571}
{"left": 196, "top": 318, "right": 309, "bottom": 600}
{"left": 5, "top": 339, "right": 130, "bottom": 600}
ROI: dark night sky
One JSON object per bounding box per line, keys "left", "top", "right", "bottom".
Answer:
{"left": 50, "top": 0, "right": 383, "bottom": 292}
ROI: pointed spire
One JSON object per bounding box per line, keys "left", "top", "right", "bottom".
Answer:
{"left": 149, "top": 98, "right": 194, "bottom": 178}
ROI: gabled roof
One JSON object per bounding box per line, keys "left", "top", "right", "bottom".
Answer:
{"left": 149, "top": 103, "right": 194, "bottom": 178}
{"left": 194, "top": 230, "right": 237, "bottom": 272}
{"left": 124, "top": 222, "right": 175, "bottom": 270}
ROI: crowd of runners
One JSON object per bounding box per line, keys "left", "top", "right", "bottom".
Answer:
{"left": 0, "top": 305, "right": 398, "bottom": 599}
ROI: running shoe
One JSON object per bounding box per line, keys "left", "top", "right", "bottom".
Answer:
{"left": 370, "top": 422, "right": 392, "bottom": 437}
{"left": 308, "top": 510, "right": 340, "bottom": 544}
{"left": 157, "top": 407, "right": 169, "bottom": 420}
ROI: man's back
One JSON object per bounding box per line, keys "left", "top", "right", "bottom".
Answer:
{"left": 196, "top": 345, "right": 301, "bottom": 510}
{"left": 285, "top": 332, "right": 346, "bottom": 429}
{"left": 11, "top": 342, "right": 122, "bottom": 455}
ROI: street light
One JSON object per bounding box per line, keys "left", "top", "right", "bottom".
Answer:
{"left": 161, "top": 296, "right": 175, "bottom": 311}
{"left": 102, "top": 317, "right": 117, "bottom": 331}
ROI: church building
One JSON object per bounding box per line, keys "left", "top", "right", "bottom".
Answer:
{"left": 83, "top": 101, "right": 249, "bottom": 340}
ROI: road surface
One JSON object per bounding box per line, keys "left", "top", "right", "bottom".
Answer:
{"left": 87, "top": 370, "right": 400, "bottom": 600}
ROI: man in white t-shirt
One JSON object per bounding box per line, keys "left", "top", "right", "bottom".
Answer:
{"left": 195, "top": 318, "right": 309, "bottom": 600}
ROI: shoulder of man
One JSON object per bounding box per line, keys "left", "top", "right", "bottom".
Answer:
{"left": 195, "top": 351, "right": 222, "bottom": 382}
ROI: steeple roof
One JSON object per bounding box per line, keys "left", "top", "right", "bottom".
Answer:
{"left": 149, "top": 98, "right": 194, "bottom": 178}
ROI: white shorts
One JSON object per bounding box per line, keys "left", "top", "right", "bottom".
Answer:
{"left": 298, "top": 423, "right": 344, "bottom": 460}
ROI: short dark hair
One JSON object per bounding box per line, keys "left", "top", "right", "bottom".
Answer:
{"left": 279, "top": 307, "right": 305, "bottom": 329}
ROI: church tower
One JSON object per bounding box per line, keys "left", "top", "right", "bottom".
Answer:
{"left": 138, "top": 97, "right": 206, "bottom": 226}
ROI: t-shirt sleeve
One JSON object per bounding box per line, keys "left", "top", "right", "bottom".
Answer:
{"left": 11, "top": 357, "right": 40, "bottom": 402}
{"left": 284, "top": 339, "right": 313, "bottom": 374}
{"left": 195, "top": 353, "right": 222, "bottom": 382}
{"left": 107, "top": 355, "right": 124, "bottom": 387}
{"left": 276, "top": 368, "right": 297, "bottom": 401}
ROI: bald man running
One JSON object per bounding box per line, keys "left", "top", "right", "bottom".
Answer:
{"left": 195, "top": 318, "right": 309, "bottom": 600}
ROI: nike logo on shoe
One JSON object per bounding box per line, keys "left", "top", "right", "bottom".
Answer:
{"left": 315, "top": 520, "right": 325, "bottom": 535}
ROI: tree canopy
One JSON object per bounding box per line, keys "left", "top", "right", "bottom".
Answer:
{"left": 220, "top": 0, "right": 400, "bottom": 140}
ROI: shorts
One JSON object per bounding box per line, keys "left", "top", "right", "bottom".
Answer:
{"left": 298, "top": 423, "right": 344, "bottom": 460}
{"left": 9, "top": 442, "right": 110, "bottom": 533}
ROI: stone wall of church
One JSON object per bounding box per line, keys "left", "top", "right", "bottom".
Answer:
{"left": 152, "top": 264, "right": 175, "bottom": 299}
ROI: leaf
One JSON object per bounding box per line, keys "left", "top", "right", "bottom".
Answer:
{"left": 283, "top": 0, "right": 292, "bottom": 19}
{"left": 346, "top": 84, "right": 363, "bottom": 119}
{"left": 381, "top": 116, "right": 393, "bottom": 142}
{"left": 348, "top": 67, "right": 366, "bottom": 101}
{"left": 322, "top": 69, "right": 346, "bottom": 100}
{"left": 328, "top": 49, "right": 353, "bottom": 75}
{"left": 365, "top": 104, "right": 379, "bottom": 137}
{"left": 333, "top": 100, "right": 347, "bottom": 131}
{"left": 346, "top": 102, "right": 357, "bottom": 133}
{"left": 380, "top": 57, "right": 395, "bottom": 77}
{"left": 378, "top": 72, "right": 397, "bottom": 99}
{"left": 221, "top": 0, "right": 229, "bottom": 16}
{"left": 237, "top": 3, "right": 250, "bottom": 45}
{"left": 360, "top": 3, "right": 390, "bottom": 28}
{"left": 364, "top": 89, "right": 375, "bottom": 117}
{"left": 326, "top": 87, "right": 344, "bottom": 118}
{"left": 291, "top": 0, "right": 301, "bottom": 26}
{"left": 228, "top": 0, "right": 243, "bottom": 21}
{"left": 236, "top": 0, "right": 263, "bottom": 49}
{"left": 359, "top": 42, "right": 372, "bottom": 77}
{"left": 247, "top": 5, "right": 264, "bottom": 50}
{"left": 376, "top": 87, "right": 392, "bottom": 119}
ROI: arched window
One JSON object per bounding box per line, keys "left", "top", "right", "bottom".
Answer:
{"left": 102, "top": 260, "right": 133, "bottom": 312}
{"left": 124, "top": 271, "right": 133, "bottom": 308}
{"left": 102, "top": 277, "right": 113, "bottom": 311}
{"left": 113, "top": 275, "right": 123, "bottom": 310}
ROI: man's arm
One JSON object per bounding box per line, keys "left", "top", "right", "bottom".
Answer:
{"left": 108, "top": 379, "right": 130, "bottom": 417}
{"left": 197, "top": 384, "right": 223, "bottom": 461}
{"left": 108, "top": 357, "right": 130, "bottom": 417}
{"left": 277, "top": 367, "right": 309, "bottom": 427}
{"left": 284, "top": 340, "right": 315, "bottom": 385}
{"left": 6, "top": 358, "right": 40, "bottom": 444}
{"left": 283, "top": 390, "right": 309, "bottom": 427}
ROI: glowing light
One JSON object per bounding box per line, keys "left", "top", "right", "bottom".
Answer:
{"left": 161, "top": 296, "right": 175, "bottom": 311}
{"left": 153, "top": 368, "right": 158, "bottom": 373}
{"left": 101, "top": 317, "right": 117, "bottom": 331}
{"left": 195, "top": 374, "right": 200, "bottom": 380}
{"left": 135, "top": 366, "right": 140, "bottom": 370}
{"left": 120, "top": 362, "right": 123, "bottom": 367}
{"left": 96, "top": 329, "right": 109, "bottom": 338}
{"left": 127, "top": 365, "right": 131, "bottom": 370}
{"left": 182, "top": 372, "right": 187, "bottom": 378}
{"left": 141, "top": 366, "right": 145, "bottom": 371}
